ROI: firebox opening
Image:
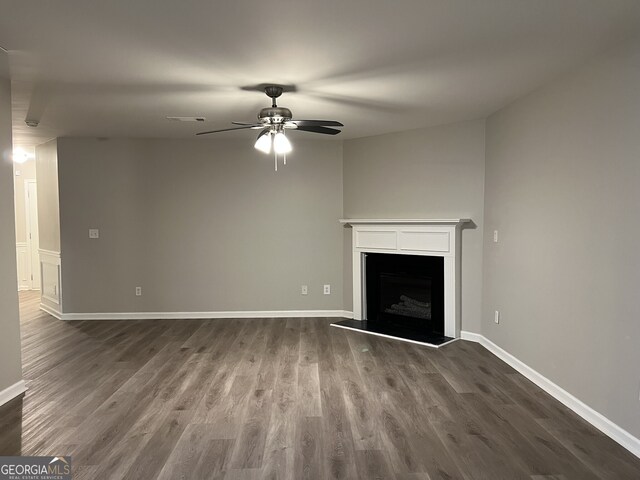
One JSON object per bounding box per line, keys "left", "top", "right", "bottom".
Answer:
{"left": 365, "top": 253, "right": 445, "bottom": 337}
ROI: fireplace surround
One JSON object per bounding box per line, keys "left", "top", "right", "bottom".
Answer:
{"left": 336, "top": 219, "right": 470, "bottom": 347}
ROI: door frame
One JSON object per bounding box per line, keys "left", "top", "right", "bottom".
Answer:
{"left": 24, "top": 179, "right": 40, "bottom": 290}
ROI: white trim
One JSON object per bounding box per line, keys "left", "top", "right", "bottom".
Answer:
{"left": 0, "top": 380, "right": 27, "bottom": 407}
{"left": 16, "top": 242, "right": 29, "bottom": 291}
{"left": 340, "top": 218, "right": 471, "bottom": 225}
{"left": 460, "top": 330, "right": 484, "bottom": 342}
{"left": 40, "top": 303, "right": 63, "bottom": 319}
{"left": 331, "top": 322, "right": 458, "bottom": 349}
{"left": 38, "top": 249, "right": 61, "bottom": 265}
{"left": 460, "top": 330, "right": 640, "bottom": 459}
{"left": 39, "top": 250, "right": 61, "bottom": 306}
{"left": 25, "top": 179, "right": 39, "bottom": 290}
{"left": 57, "top": 310, "right": 353, "bottom": 321}
{"left": 345, "top": 220, "right": 466, "bottom": 338}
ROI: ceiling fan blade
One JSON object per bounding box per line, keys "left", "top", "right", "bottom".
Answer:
{"left": 288, "top": 120, "right": 344, "bottom": 127}
{"left": 196, "top": 125, "right": 261, "bottom": 136}
{"left": 295, "top": 125, "right": 342, "bottom": 135}
{"left": 232, "top": 122, "right": 264, "bottom": 128}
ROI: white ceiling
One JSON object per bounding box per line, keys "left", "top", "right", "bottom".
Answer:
{"left": 1, "top": 0, "right": 639, "bottom": 148}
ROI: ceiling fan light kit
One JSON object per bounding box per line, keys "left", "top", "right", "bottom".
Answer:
{"left": 196, "top": 85, "right": 343, "bottom": 171}
{"left": 273, "top": 131, "right": 292, "bottom": 154}
{"left": 254, "top": 131, "right": 272, "bottom": 154}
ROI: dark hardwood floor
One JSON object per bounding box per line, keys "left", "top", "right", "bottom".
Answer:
{"left": 1, "top": 292, "right": 639, "bottom": 479}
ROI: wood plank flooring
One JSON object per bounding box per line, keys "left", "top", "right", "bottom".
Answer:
{"left": 1, "top": 291, "right": 639, "bottom": 479}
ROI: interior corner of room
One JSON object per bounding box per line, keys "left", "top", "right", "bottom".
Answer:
{"left": 1, "top": 4, "right": 640, "bottom": 476}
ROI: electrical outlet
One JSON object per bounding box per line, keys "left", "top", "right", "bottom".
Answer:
{"left": 494, "top": 310, "right": 500, "bottom": 324}
{"left": 323, "top": 284, "right": 331, "bottom": 295}
{"left": 135, "top": 286, "right": 142, "bottom": 296}
{"left": 301, "top": 285, "right": 308, "bottom": 295}
{"left": 493, "top": 230, "right": 499, "bottom": 243}
{"left": 89, "top": 228, "right": 100, "bottom": 239}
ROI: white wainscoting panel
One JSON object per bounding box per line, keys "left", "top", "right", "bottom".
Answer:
{"left": 40, "top": 249, "right": 61, "bottom": 306}
{"left": 460, "top": 331, "right": 640, "bottom": 459}
{"left": 16, "top": 243, "right": 29, "bottom": 291}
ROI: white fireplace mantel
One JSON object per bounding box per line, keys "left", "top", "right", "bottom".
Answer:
{"left": 341, "top": 218, "right": 470, "bottom": 339}
{"left": 339, "top": 218, "right": 470, "bottom": 226}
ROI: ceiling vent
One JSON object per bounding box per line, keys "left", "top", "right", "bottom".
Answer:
{"left": 166, "top": 116, "right": 205, "bottom": 122}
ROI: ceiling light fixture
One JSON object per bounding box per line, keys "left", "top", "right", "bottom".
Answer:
{"left": 254, "top": 131, "right": 272, "bottom": 154}
{"left": 12, "top": 148, "right": 33, "bottom": 164}
{"left": 273, "top": 131, "right": 292, "bottom": 154}
{"left": 254, "top": 129, "right": 292, "bottom": 171}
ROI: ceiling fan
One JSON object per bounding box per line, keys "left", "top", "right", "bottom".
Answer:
{"left": 196, "top": 85, "right": 344, "bottom": 170}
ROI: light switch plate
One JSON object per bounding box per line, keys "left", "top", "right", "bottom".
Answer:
{"left": 89, "top": 229, "right": 99, "bottom": 239}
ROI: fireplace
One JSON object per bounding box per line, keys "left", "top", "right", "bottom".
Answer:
{"left": 364, "top": 253, "right": 444, "bottom": 336}
{"left": 334, "top": 218, "right": 469, "bottom": 347}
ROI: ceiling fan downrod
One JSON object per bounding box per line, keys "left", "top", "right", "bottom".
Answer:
{"left": 264, "top": 85, "right": 283, "bottom": 107}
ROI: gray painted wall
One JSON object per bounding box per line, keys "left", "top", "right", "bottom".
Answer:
{"left": 0, "top": 50, "right": 23, "bottom": 395}
{"left": 56, "top": 137, "right": 344, "bottom": 313}
{"left": 36, "top": 139, "right": 61, "bottom": 253}
{"left": 343, "top": 119, "right": 486, "bottom": 333}
{"left": 483, "top": 38, "right": 640, "bottom": 438}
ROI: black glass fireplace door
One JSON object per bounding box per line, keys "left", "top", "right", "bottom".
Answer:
{"left": 365, "top": 253, "right": 444, "bottom": 336}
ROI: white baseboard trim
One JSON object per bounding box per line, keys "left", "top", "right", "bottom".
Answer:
{"left": 57, "top": 309, "right": 355, "bottom": 321}
{"left": 18, "top": 286, "right": 30, "bottom": 291}
{"left": 0, "top": 380, "right": 27, "bottom": 407}
{"left": 460, "top": 330, "right": 640, "bottom": 459}
{"left": 459, "top": 331, "right": 484, "bottom": 343}
{"left": 40, "top": 303, "right": 63, "bottom": 319}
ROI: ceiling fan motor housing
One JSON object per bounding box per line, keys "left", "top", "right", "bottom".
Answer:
{"left": 258, "top": 106, "right": 293, "bottom": 124}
